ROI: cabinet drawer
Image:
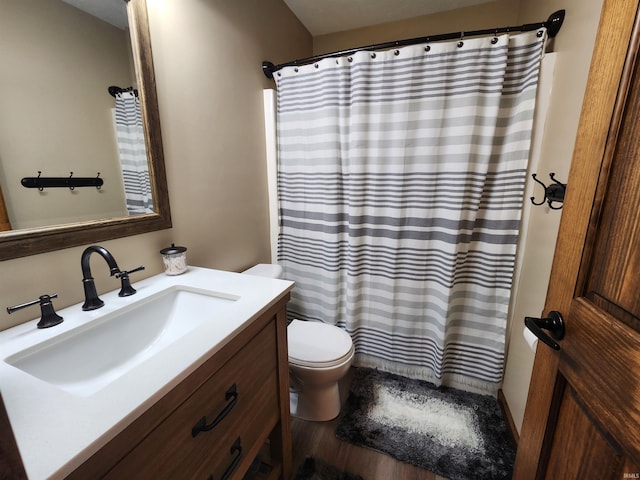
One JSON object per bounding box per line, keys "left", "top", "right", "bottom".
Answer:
{"left": 105, "top": 321, "right": 279, "bottom": 479}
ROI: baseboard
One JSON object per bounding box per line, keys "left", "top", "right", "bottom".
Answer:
{"left": 497, "top": 389, "right": 519, "bottom": 447}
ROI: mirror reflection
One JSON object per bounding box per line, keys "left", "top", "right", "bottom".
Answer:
{"left": 0, "top": 0, "right": 152, "bottom": 232}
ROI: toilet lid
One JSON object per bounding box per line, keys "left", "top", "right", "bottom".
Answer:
{"left": 288, "top": 320, "right": 354, "bottom": 367}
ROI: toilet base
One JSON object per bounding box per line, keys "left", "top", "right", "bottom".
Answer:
{"left": 290, "top": 382, "right": 342, "bottom": 422}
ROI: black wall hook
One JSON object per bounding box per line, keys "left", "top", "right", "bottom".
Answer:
{"left": 530, "top": 172, "right": 566, "bottom": 209}
{"left": 21, "top": 172, "right": 104, "bottom": 191}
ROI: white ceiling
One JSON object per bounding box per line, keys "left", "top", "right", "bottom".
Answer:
{"left": 283, "top": 0, "right": 495, "bottom": 36}
{"left": 60, "top": 0, "right": 495, "bottom": 36}
{"left": 61, "top": 0, "right": 128, "bottom": 30}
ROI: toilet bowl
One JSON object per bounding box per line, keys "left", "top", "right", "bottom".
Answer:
{"left": 288, "top": 319, "right": 354, "bottom": 421}
{"left": 242, "top": 264, "right": 354, "bottom": 421}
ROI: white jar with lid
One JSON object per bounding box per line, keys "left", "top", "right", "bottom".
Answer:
{"left": 160, "top": 243, "right": 188, "bottom": 275}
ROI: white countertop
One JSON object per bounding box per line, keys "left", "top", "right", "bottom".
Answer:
{"left": 0, "top": 266, "right": 293, "bottom": 479}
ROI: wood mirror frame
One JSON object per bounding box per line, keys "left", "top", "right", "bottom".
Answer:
{"left": 0, "top": 0, "right": 171, "bottom": 261}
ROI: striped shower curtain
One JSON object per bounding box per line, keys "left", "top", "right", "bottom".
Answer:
{"left": 114, "top": 91, "right": 154, "bottom": 214}
{"left": 274, "top": 29, "right": 546, "bottom": 394}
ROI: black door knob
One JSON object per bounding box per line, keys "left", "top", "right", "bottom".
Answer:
{"left": 524, "top": 311, "right": 565, "bottom": 351}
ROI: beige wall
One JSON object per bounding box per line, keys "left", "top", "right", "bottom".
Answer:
{"left": 146, "top": 0, "right": 310, "bottom": 270}
{"left": 313, "top": 0, "right": 519, "bottom": 54}
{"left": 0, "top": 0, "right": 311, "bottom": 330}
{"left": 502, "top": 0, "right": 605, "bottom": 433}
{"left": 0, "top": 0, "right": 131, "bottom": 229}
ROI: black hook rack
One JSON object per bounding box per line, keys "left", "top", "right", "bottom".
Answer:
{"left": 530, "top": 173, "right": 566, "bottom": 209}
{"left": 21, "top": 172, "right": 103, "bottom": 191}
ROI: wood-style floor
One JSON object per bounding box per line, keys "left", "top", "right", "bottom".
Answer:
{"left": 290, "top": 417, "right": 447, "bottom": 480}
{"left": 289, "top": 368, "right": 447, "bottom": 480}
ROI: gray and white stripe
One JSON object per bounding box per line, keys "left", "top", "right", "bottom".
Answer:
{"left": 114, "top": 91, "right": 153, "bottom": 215}
{"left": 274, "top": 30, "right": 546, "bottom": 393}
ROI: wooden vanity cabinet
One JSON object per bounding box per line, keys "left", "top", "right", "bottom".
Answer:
{"left": 67, "top": 294, "right": 292, "bottom": 480}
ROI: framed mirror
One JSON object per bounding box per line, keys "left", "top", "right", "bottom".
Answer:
{"left": 0, "top": 0, "right": 171, "bottom": 261}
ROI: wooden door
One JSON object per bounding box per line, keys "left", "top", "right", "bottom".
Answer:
{"left": 514, "top": 1, "right": 640, "bottom": 478}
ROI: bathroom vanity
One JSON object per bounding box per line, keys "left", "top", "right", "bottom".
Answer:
{"left": 0, "top": 267, "right": 293, "bottom": 479}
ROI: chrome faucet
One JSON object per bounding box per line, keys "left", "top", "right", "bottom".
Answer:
{"left": 81, "top": 246, "right": 145, "bottom": 311}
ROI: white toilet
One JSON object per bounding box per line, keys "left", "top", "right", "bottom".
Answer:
{"left": 242, "top": 264, "right": 355, "bottom": 421}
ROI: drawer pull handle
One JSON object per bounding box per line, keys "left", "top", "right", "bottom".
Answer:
{"left": 221, "top": 437, "right": 242, "bottom": 480}
{"left": 191, "top": 383, "right": 238, "bottom": 437}
{"left": 207, "top": 438, "right": 242, "bottom": 480}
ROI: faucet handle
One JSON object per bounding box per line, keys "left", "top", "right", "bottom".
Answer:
{"left": 115, "top": 265, "right": 145, "bottom": 297}
{"left": 121, "top": 265, "right": 145, "bottom": 276}
{"left": 7, "top": 294, "right": 64, "bottom": 329}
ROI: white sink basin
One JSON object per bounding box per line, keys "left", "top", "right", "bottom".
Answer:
{"left": 0, "top": 267, "right": 294, "bottom": 480}
{"left": 6, "top": 286, "right": 238, "bottom": 396}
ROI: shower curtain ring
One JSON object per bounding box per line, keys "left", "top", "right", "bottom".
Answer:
{"left": 458, "top": 32, "right": 464, "bottom": 48}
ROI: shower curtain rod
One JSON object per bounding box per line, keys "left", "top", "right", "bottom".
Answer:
{"left": 262, "top": 9, "right": 564, "bottom": 79}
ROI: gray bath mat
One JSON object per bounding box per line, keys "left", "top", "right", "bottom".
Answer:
{"left": 336, "top": 367, "right": 515, "bottom": 480}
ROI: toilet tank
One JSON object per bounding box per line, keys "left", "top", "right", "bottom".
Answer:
{"left": 242, "top": 264, "right": 283, "bottom": 279}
